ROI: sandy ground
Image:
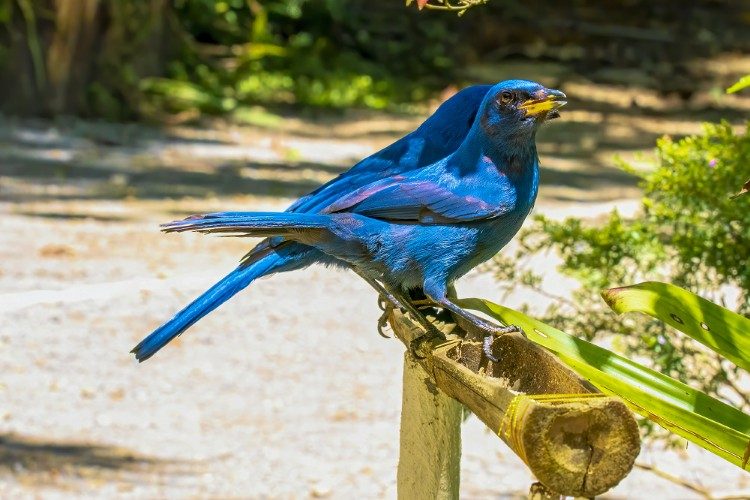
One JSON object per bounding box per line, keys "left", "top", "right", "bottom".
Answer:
{"left": 2, "top": 74, "right": 750, "bottom": 498}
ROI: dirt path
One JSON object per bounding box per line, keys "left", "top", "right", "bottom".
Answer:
{"left": 1, "top": 77, "right": 750, "bottom": 497}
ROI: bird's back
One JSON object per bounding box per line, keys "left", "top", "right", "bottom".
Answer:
{"left": 286, "top": 85, "right": 492, "bottom": 215}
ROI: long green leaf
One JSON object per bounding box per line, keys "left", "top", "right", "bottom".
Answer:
{"left": 602, "top": 281, "right": 750, "bottom": 371}
{"left": 459, "top": 298, "right": 750, "bottom": 470}
{"left": 727, "top": 75, "right": 750, "bottom": 94}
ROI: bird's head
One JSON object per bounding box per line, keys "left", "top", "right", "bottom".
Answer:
{"left": 478, "top": 79, "right": 566, "bottom": 145}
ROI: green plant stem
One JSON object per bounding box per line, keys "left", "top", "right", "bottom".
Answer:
{"left": 16, "top": 0, "right": 45, "bottom": 89}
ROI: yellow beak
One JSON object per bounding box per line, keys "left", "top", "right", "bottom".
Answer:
{"left": 519, "top": 89, "right": 567, "bottom": 117}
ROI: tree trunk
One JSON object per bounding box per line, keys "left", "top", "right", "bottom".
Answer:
{"left": 0, "top": 0, "right": 172, "bottom": 117}
{"left": 46, "top": 0, "right": 103, "bottom": 115}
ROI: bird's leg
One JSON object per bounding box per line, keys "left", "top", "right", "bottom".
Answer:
{"left": 357, "top": 272, "right": 444, "bottom": 358}
{"left": 424, "top": 284, "right": 524, "bottom": 363}
{"left": 375, "top": 295, "right": 396, "bottom": 337}
{"left": 351, "top": 268, "right": 443, "bottom": 357}
{"left": 411, "top": 285, "right": 457, "bottom": 324}
{"left": 352, "top": 270, "right": 400, "bottom": 339}
{"left": 352, "top": 268, "right": 436, "bottom": 344}
{"left": 377, "top": 295, "right": 389, "bottom": 312}
{"left": 482, "top": 335, "right": 497, "bottom": 363}
{"left": 380, "top": 283, "right": 447, "bottom": 358}
{"left": 352, "top": 269, "right": 433, "bottom": 331}
{"left": 377, "top": 304, "right": 393, "bottom": 339}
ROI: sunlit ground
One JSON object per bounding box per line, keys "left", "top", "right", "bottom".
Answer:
{"left": 1, "top": 61, "right": 750, "bottom": 497}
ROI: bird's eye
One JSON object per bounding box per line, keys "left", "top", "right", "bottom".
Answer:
{"left": 499, "top": 91, "right": 514, "bottom": 105}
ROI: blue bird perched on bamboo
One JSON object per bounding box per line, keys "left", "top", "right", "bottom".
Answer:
{"left": 132, "top": 80, "right": 566, "bottom": 362}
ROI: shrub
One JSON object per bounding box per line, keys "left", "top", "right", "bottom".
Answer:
{"left": 140, "top": 0, "right": 462, "bottom": 116}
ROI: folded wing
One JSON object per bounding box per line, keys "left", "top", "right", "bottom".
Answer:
{"left": 326, "top": 177, "right": 514, "bottom": 224}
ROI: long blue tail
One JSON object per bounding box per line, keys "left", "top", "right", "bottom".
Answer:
{"left": 132, "top": 250, "right": 302, "bottom": 362}
{"left": 161, "top": 211, "right": 331, "bottom": 238}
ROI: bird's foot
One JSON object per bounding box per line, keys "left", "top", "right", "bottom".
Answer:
{"left": 482, "top": 334, "right": 500, "bottom": 363}
{"left": 376, "top": 296, "right": 394, "bottom": 338}
{"left": 377, "top": 313, "right": 392, "bottom": 338}
{"left": 482, "top": 324, "right": 524, "bottom": 363}
{"left": 377, "top": 295, "right": 389, "bottom": 312}
{"left": 493, "top": 323, "right": 525, "bottom": 337}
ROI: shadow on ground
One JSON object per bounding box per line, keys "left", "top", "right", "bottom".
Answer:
{"left": 1, "top": 78, "right": 747, "bottom": 208}
{"left": 0, "top": 434, "right": 165, "bottom": 475}
{"left": 0, "top": 433, "right": 187, "bottom": 487}
{"left": 0, "top": 156, "right": 335, "bottom": 203}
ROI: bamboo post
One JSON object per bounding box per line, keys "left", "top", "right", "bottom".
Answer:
{"left": 388, "top": 308, "right": 640, "bottom": 498}
{"left": 394, "top": 308, "right": 463, "bottom": 499}
{"left": 397, "top": 351, "right": 462, "bottom": 500}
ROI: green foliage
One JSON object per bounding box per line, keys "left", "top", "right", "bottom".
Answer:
{"left": 407, "top": 0, "right": 489, "bottom": 16}
{"left": 487, "top": 122, "right": 750, "bottom": 438}
{"left": 603, "top": 282, "right": 750, "bottom": 373}
{"left": 727, "top": 74, "right": 750, "bottom": 94}
{"left": 140, "top": 0, "right": 460, "bottom": 117}
{"left": 0, "top": 0, "right": 462, "bottom": 119}
{"left": 16, "top": 0, "right": 43, "bottom": 89}
{"left": 462, "top": 294, "right": 750, "bottom": 470}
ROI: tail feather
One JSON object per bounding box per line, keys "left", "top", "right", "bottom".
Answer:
{"left": 133, "top": 211, "right": 331, "bottom": 362}
{"left": 132, "top": 252, "right": 290, "bottom": 362}
{"left": 161, "top": 211, "right": 331, "bottom": 238}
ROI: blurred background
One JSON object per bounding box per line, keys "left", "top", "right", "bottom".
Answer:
{"left": 1, "top": 1, "right": 749, "bottom": 498}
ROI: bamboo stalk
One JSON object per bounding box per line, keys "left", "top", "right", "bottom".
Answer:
{"left": 388, "top": 309, "right": 640, "bottom": 498}
{"left": 397, "top": 352, "right": 462, "bottom": 500}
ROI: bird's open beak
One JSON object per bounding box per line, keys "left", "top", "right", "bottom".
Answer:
{"left": 519, "top": 89, "right": 567, "bottom": 119}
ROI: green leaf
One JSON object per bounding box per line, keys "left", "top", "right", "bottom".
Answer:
{"left": 602, "top": 282, "right": 750, "bottom": 372}
{"left": 459, "top": 297, "right": 750, "bottom": 470}
{"left": 727, "top": 75, "right": 750, "bottom": 94}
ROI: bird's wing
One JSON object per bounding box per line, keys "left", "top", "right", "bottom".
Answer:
{"left": 325, "top": 177, "right": 514, "bottom": 224}
{"left": 243, "top": 86, "right": 489, "bottom": 263}
{"left": 285, "top": 85, "right": 491, "bottom": 215}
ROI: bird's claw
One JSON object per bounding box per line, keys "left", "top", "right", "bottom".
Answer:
{"left": 482, "top": 334, "right": 500, "bottom": 363}
{"left": 409, "top": 337, "right": 427, "bottom": 360}
{"left": 482, "top": 324, "right": 524, "bottom": 363}
{"left": 377, "top": 310, "right": 391, "bottom": 338}
{"left": 495, "top": 324, "right": 524, "bottom": 337}
{"left": 377, "top": 295, "right": 388, "bottom": 312}
{"left": 375, "top": 294, "right": 397, "bottom": 338}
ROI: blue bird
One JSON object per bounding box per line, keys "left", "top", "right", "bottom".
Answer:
{"left": 133, "top": 79, "right": 566, "bottom": 362}
{"left": 132, "top": 85, "right": 491, "bottom": 361}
